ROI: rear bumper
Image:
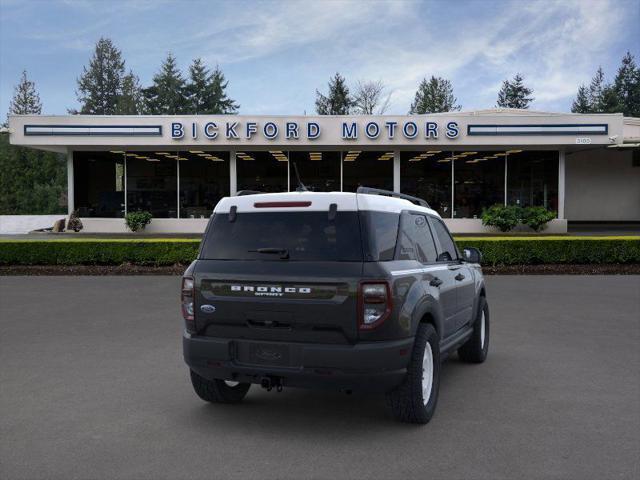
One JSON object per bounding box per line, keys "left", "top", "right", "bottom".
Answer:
{"left": 183, "top": 333, "right": 414, "bottom": 393}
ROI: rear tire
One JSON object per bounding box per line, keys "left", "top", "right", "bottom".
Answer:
{"left": 458, "top": 297, "right": 489, "bottom": 363}
{"left": 386, "top": 323, "right": 440, "bottom": 424}
{"left": 190, "top": 370, "right": 251, "bottom": 404}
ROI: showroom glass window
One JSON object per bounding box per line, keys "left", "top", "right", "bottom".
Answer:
{"left": 126, "top": 152, "right": 177, "bottom": 218}
{"left": 236, "top": 151, "right": 288, "bottom": 192}
{"left": 178, "top": 151, "right": 230, "bottom": 218}
{"left": 507, "top": 150, "right": 558, "bottom": 213}
{"left": 342, "top": 150, "right": 394, "bottom": 192}
{"left": 401, "top": 151, "right": 453, "bottom": 217}
{"left": 453, "top": 151, "right": 505, "bottom": 218}
{"left": 73, "top": 151, "right": 125, "bottom": 217}
{"left": 288, "top": 151, "right": 340, "bottom": 191}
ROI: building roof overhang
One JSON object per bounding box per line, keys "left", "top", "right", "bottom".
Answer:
{"left": 6, "top": 110, "right": 631, "bottom": 153}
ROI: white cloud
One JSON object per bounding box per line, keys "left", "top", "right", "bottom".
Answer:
{"left": 1, "top": 0, "right": 636, "bottom": 114}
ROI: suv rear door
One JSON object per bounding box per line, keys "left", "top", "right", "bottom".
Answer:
{"left": 193, "top": 209, "right": 364, "bottom": 344}
{"left": 396, "top": 211, "right": 459, "bottom": 338}
{"left": 428, "top": 216, "right": 474, "bottom": 335}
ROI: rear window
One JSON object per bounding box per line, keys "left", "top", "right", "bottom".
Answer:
{"left": 359, "top": 211, "right": 400, "bottom": 261}
{"left": 201, "top": 211, "right": 363, "bottom": 261}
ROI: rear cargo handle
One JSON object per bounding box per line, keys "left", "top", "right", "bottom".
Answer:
{"left": 246, "top": 319, "right": 292, "bottom": 330}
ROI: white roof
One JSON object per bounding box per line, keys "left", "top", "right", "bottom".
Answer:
{"left": 213, "top": 191, "right": 440, "bottom": 217}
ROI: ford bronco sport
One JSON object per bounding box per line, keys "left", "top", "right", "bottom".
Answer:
{"left": 182, "top": 187, "right": 489, "bottom": 424}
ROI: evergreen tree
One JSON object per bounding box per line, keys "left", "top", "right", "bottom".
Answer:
{"left": 186, "top": 58, "right": 209, "bottom": 114}
{"left": 1, "top": 72, "right": 65, "bottom": 214}
{"left": 409, "top": 76, "right": 460, "bottom": 114}
{"left": 572, "top": 56, "right": 640, "bottom": 115}
{"left": 587, "top": 67, "right": 607, "bottom": 112}
{"left": 8, "top": 70, "right": 42, "bottom": 116}
{"left": 207, "top": 65, "right": 239, "bottom": 114}
{"left": 496, "top": 73, "right": 534, "bottom": 109}
{"left": 613, "top": 51, "right": 640, "bottom": 117}
{"left": 116, "top": 71, "right": 144, "bottom": 115}
{"left": 600, "top": 84, "right": 623, "bottom": 113}
{"left": 75, "top": 37, "right": 126, "bottom": 114}
{"left": 0, "top": 135, "right": 66, "bottom": 215}
{"left": 185, "top": 59, "right": 239, "bottom": 114}
{"left": 143, "top": 53, "right": 188, "bottom": 114}
{"left": 315, "top": 73, "right": 353, "bottom": 115}
{"left": 571, "top": 85, "right": 591, "bottom": 113}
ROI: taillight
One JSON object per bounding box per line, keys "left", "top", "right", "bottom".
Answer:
{"left": 358, "top": 281, "right": 392, "bottom": 330}
{"left": 181, "top": 276, "right": 195, "bottom": 332}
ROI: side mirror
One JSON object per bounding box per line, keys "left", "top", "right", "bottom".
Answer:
{"left": 462, "top": 247, "right": 482, "bottom": 264}
{"left": 437, "top": 251, "right": 452, "bottom": 262}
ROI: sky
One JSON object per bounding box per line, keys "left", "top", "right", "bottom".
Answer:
{"left": 0, "top": 0, "right": 638, "bottom": 117}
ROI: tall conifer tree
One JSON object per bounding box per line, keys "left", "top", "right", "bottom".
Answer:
{"left": 409, "top": 76, "right": 460, "bottom": 114}
{"left": 8, "top": 70, "right": 42, "bottom": 116}
{"left": 116, "top": 71, "right": 144, "bottom": 114}
{"left": 75, "top": 38, "right": 126, "bottom": 114}
{"left": 613, "top": 52, "right": 640, "bottom": 117}
{"left": 496, "top": 74, "right": 534, "bottom": 109}
{"left": 571, "top": 85, "right": 591, "bottom": 113}
{"left": 315, "top": 73, "right": 353, "bottom": 115}
{"left": 1, "top": 72, "right": 65, "bottom": 215}
{"left": 143, "top": 53, "right": 188, "bottom": 114}
{"left": 185, "top": 59, "right": 239, "bottom": 114}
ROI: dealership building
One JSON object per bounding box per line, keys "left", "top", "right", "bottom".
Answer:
{"left": 8, "top": 109, "right": 640, "bottom": 233}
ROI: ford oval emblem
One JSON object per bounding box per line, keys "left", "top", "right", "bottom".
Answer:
{"left": 200, "top": 304, "right": 216, "bottom": 314}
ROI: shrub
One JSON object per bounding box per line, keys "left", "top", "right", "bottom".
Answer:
{"left": 0, "top": 237, "right": 638, "bottom": 267}
{"left": 457, "top": 237, "right": 640, "bottom": 266}
{"left": 67, "top": 210, "right": 83, "bottom": 232}
{"left": 0, "top": 239, "right": 201, "bottom": 266}
{"left": 482, "top": 205, "right": 557, "bottom": 232}
{"left": 521, "top": 206, "right": 556, "bottom": 232}
{"left": 125, "top": 211, "right": 153, "bottom": 232}
{"left": 481, "top": 205, "right": 520, "bottom": 232}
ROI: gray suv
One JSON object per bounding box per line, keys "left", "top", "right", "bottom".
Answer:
{"left": 182, "top": 187, "right": 489, "bottom": 424}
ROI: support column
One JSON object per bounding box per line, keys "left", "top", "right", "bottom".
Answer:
{"left": 504, "top": 154, "right": 508, "bottom": 206}
{"left": 340, "top": 151, "right": 344, "bottom": 192}
{"left": 66, "top": 149, "right": 74, "bottom": 215}
{"left": 393, "top": 150, "right": 400, "bottom": 193}
{"left": 287, "top": 152, "right": 291, "bottom": 192}
{"left": 124, "top": 155, "right": 127, "bottom": 216}
{"left": 558, "top": 149, "right": 566, "bottom": 219}
{"left": 176, "top": 159, "right": 180, "bottom": 219}
{"left": 450, "top": 153, "right": 455, "bottom": 218}
{"left": 230, "top": 150, "right": 237, "bottom": 195}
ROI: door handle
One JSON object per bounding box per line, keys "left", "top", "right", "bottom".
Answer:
{"left": 455, "top": 273, "right": 465, "bottom": 281}
{"left": 429, "top": 277, "right": 443, "bottom": 287}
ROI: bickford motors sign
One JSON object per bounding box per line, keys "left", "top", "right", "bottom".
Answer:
{"left": 11, "top": 114, "right": 617, "bottom": 148}
{"left": 171, "top": 119, "right": 461, "bottom": 141}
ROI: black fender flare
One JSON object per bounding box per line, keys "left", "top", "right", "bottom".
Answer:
{"left": 410, "top": 295, "right": 445, "bottom": 340}
{"left": 469, "top": 279, "right": 487, "bottom": 326}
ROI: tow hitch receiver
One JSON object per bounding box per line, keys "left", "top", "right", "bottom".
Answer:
{"left": 260, "top": 376, "right": 284, "bottom": 392}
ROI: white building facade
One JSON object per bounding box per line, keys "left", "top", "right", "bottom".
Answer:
{"left": 8, "top": 109, "right": 640, "bottom": 233}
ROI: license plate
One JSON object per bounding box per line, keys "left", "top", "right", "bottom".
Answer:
{"left": 248, "top": 343, "right": 290, "bottom": 367}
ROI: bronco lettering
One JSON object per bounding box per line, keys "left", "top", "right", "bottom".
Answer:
{"left": 230, "top": 285, "right": 311, "bottom": 295}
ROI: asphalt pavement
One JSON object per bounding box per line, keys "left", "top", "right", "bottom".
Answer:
{"left": 0, "top": 275, "right": 638, "bottom": 480}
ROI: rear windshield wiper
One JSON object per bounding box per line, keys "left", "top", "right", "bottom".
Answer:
{"left": 248, "top": 247, "right": 290, "bottom": 260}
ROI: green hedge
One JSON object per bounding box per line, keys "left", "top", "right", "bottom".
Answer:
{"left": 456, "top": 237, "right": 640, "bottom": 266}
{"left": 0, "top": 239, "right": 201, "bottom": 266}
{"left": 0, "top": 237, "right": 639, "bottom": 266}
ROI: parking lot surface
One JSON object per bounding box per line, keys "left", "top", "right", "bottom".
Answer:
{"left": 1, "top": 275, "right": 638, "bottom": 480}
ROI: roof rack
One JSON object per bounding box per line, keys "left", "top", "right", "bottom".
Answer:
{"left": 236, "top": 190, "right": 262, "bottom": 196}
{"left": 356, "top": 186, "right": 431, "bottom": 209}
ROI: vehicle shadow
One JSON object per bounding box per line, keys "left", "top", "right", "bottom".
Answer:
{"left": 181, "top": 355, "right": 484, "bottom": 436}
